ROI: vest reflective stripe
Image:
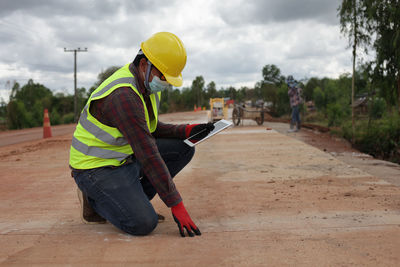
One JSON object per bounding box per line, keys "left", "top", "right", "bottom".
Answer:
{"left": 78, "top": 107, "right": 128, "bottom": 146}
{"left": 69, "top": 63, "right": 162, "bottom": 169}
{"left": 154, "top": 93, "right": 160, "bottom": 110}
{"left": 92, "top": 77, "right": 135, "bottom": 99}
{"left": 71, "top": 137, "right": 129, "bottom": 161}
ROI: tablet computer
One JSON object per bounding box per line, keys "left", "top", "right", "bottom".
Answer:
{"left": 184, "top": 119, "right": 233, "bottom": 147}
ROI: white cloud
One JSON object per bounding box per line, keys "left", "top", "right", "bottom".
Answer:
{"left": 0, "top": 0, "right": 352, "bottom": 101}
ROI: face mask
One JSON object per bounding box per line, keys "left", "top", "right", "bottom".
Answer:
{"left": 149, "top": 75, "right": 169, "bottom": 92}
{"left": 144, "top": 61, "right": 169, "bottom": 93}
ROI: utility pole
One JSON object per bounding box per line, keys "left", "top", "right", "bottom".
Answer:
{"left": 64, "top": 47, "right": 87, "bottom": 122}
{"left": 351, "top": 0, "right": 357, "bottom": 143}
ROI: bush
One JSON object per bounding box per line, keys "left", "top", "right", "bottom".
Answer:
{"left": 327, "top": 102, "right": 345, "bottom": 126}
{"left": 276, "top": 84, "right": 290, "bottom": 116}
{"left": 7, "top": 100, "right": 33, "bottom": 129}
{"left": 160, "top": 102, "right": 169, "bottom": 114}
{"left": 342, "top": 112, "right": 400, "bottom": 163}
{"left": 303, "top": 111, "right": 326, "bottom": 124}
{"left": 313, "top": 86, "right": 325, "bottom": 110}
{"left": 369, "top": 97, "right": 386, "bottom": 119}
{"left": 62, "top": 113, "right": 75, "bottom": 124}
{"left": 50, "top": 109, "right": 62, "bottom": 125}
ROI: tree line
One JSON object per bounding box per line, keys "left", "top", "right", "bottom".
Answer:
{"left": 0, "top": 60, "right": 398, "bottom": 162}
{"left": 0, "top": 0, "right": 398, "bottom": 162}
{"left": 0, "top": 60, "right": 395, "bottom": 128}
{"left": 0, "top": 66, "right": 281, "bottom": 130}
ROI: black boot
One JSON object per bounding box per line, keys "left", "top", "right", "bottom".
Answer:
{"left": 77, "top": 188, "right": 106, "bottom": 224}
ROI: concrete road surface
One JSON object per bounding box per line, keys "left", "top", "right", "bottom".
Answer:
{"left": 1, "top": 111, "right": 399, "bottom": 266}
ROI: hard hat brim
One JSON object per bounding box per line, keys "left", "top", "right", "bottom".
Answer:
{"left": 164, "top": 73, "right": 183, "bottom": 87}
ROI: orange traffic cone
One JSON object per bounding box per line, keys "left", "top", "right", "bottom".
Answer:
{"left": 43, "top": 108, "right": 52, "bottom": 138}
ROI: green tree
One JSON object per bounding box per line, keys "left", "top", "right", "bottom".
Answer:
{"left": 52, "top": 92, "right": 74, "bottom": 122}
{"left": 87, "top": 66, "right": 122, "bottom": 99}
{"left": 257, "top": 82, "right": 278, "bottom": 113}
{"left": 0, "top": 98, "right": 7, "bottom": 128}
{"left": 339, "top": 0, "right": 371, "bottom": 139}
{"left": 258, "top": 64, "right": 285, "bottom": 113}
{"left": 191, "top": 76, "right": 205, "bottom": 107}
{"left": 6, "top": 79, "right": 54, "bottom": 129}
{"left": 327, "top": 102, "right": 345, "bottom": 126}
{"left": 276, "top": 84, "right": 290, "bottom": 116}
{"left": 324, "top": 80, "right": 340, "bottom": 105}
{"left": 181, "top": 87, "right": 194, "bottom": 110}
{"left": 94, "top": 66, "right": 121, "bottom": 87}
{"left": 364, "top": 0, "right": 400, "bottom": 113}
{"left": 226, "top": 86, "right": 237, "bottom": 101}
{"left": 262, "top": 64, "right": 284, "bottom": 85}
{"left": 0, "top": 98, "right": 6, "bottom": 117}
{"left": 304, "top": 77, "right": 321, "bottom": 102}
{"left": 166, "top": 88, "right": 184, "bottom": 112}
{"left": 369, "top": 97, "right": 387, "bottom": 119}
{"left": 7, "top": 100, "right": 33, "bottom": 129}
{"left": 206, "top": 81, "right": 218, "bottom": 98}
{"left": 313, "top": 86, "right": 325, "bottom": 110}
{"left": 9, "top": 81, "right": 20, "bottom": 102}
{"left": 76, "top": 87, "right": 87, "bottom": 114}
{"left": 13, "top": 79, "right": 53, "bottom": 109}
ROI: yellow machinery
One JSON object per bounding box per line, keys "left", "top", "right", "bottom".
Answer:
{"left": 208, "top": 98, "right": 228, "bottom": 122}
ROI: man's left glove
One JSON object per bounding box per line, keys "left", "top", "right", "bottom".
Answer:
{"left": 185, "top": 122, "right": 215, "bottom": 141}
{"left": 171, "top": 201, "right": 201, "bottom": 237}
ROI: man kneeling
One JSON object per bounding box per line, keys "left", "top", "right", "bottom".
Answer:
{"left": 69, "top": 32, "right": 213, "bottom": 237}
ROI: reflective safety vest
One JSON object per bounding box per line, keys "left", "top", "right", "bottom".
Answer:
{"left": 69, "top": 63, "right": 161, "bottom": 169}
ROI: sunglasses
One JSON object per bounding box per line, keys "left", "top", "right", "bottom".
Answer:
{"left": 151, "top": 65, "right": 166, "bottom": 81}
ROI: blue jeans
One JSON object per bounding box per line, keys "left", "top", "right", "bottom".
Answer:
{"left": 72, "top": 138, "right": 195, "bottom": 236}
{"left": 291, "top": 105, "right": 301, "bottom": 129}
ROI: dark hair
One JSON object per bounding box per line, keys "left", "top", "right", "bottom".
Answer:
{"left": 133, "top": 49, "right": 147, "bottom": 67}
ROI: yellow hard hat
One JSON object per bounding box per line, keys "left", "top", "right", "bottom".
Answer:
{"left": 141, "top": 32, "right": 187, "bottom": 87}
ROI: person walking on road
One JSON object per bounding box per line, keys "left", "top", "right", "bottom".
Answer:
{"left": 287, "top": 75, "right": 302, "bottom": 132}
{"left": 69, "top": 32, "right": 214, "bottom": 237}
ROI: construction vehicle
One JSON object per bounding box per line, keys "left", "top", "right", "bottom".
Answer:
{"left": 208, "top": 98, "right": 228, "bottom": 122}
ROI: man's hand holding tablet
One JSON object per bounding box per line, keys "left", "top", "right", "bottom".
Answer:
{"left": 184, "top": 119, "right": 233, "bottom": 147}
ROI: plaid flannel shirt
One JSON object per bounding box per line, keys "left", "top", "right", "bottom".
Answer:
{"left": 288, "top": 87, "right": 302, "bottom": 108}
{"left": 78, "top": 64, "right": 187, "bottom": 207}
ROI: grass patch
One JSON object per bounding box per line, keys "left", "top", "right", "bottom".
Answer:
{"left": 301, "top": 111, "right": 400, "bottom": 164}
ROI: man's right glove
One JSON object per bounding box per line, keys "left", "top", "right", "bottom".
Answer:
{"left": 185, "top": 122, "right": 215, "bottom": 141}
{"left": 171, "top": 201, "right": 201, "bottom": 237}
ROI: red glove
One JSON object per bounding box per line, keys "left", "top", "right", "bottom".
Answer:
{"left": 171, "top": 201, "right": 201, "bottom": 237}
{"left": 185, "top": 123, "right": 215, "bottom": 140}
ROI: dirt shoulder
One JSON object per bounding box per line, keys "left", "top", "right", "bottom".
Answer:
{"left": 267, "top": 121, "right": 400, "bottom": 187}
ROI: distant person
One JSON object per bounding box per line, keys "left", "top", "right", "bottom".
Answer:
{"left": 287, "top": 75, "right": 302, "bottom": 132}
{"left": 69, "top": 32, "right": 214, "bottom": 237}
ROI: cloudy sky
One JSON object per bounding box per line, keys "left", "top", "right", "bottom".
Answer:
{"left": 0, "top": 0, "right": 350, "bottom": 102}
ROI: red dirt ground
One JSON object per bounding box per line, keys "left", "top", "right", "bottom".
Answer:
{"left": 1, "top": 111, "right": 400, "bottom": 266}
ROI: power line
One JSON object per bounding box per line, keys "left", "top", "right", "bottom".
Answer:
{"left": 64, "top": 47, "right": 88, "bottom": 123}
